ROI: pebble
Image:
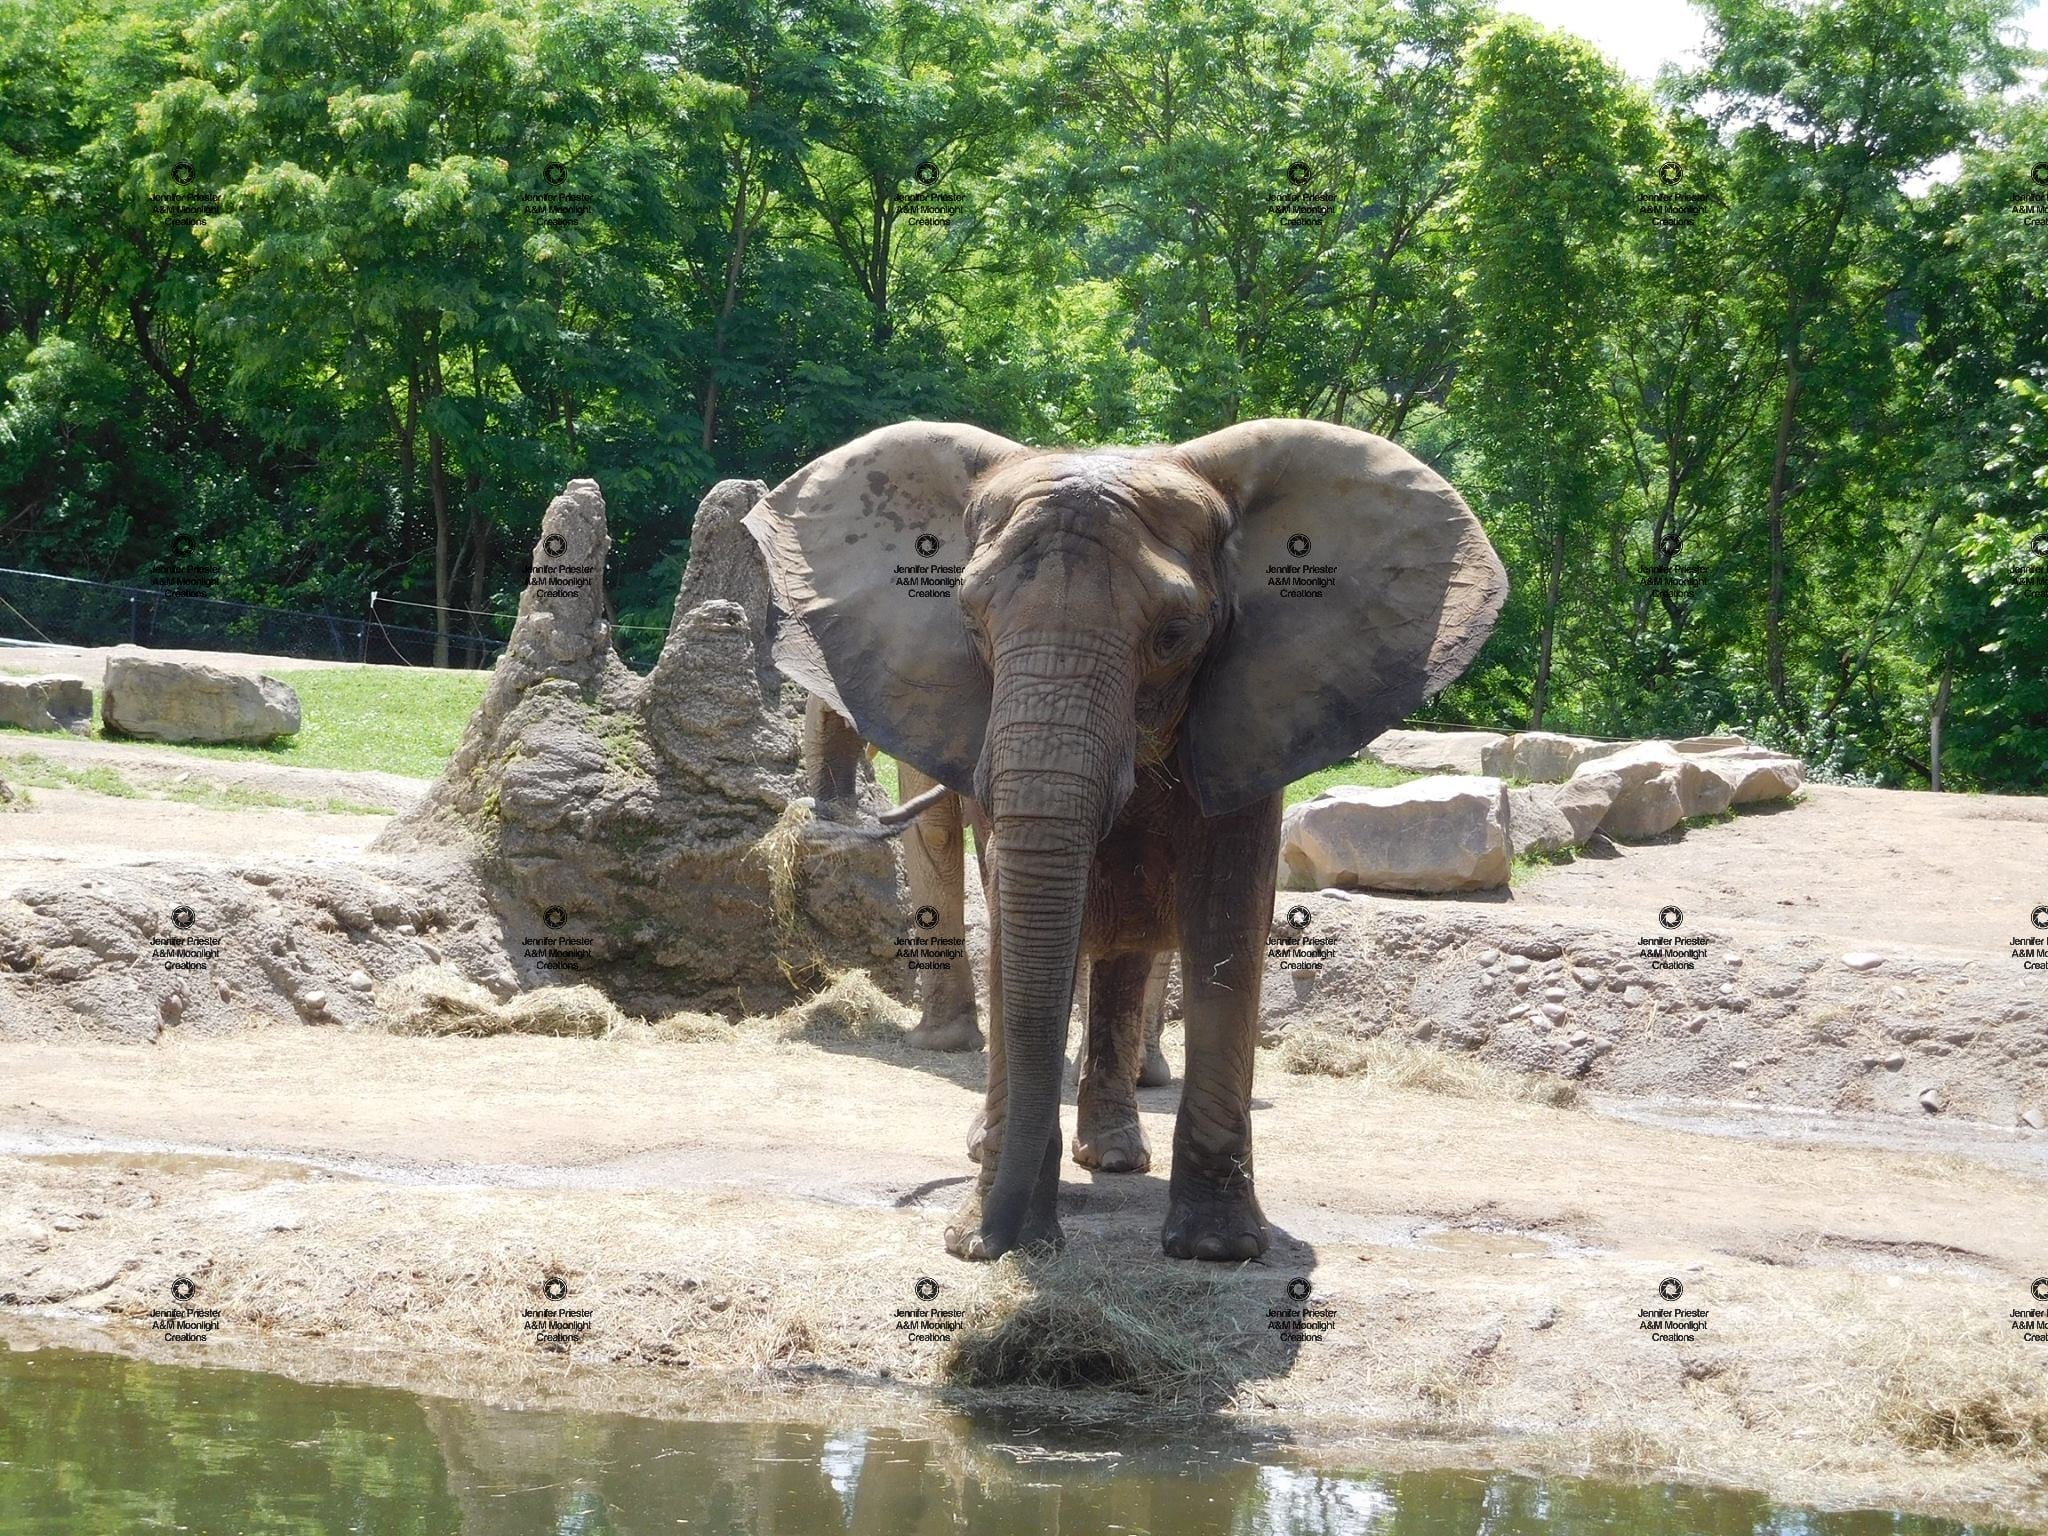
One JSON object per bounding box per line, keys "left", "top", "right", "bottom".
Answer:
{"left": 1507, "top": 1004, "right": 1530, "bottom": 1020}
{"left": 1623, "top": 985, "right": 1648, "bottom": 1006}
{"left": 2021, "top": 1108, "right": 2044, "bottom": 1130}
{"left": 1730, "top": 1059, "right": 1750, "bottom": 1072}
{"left": 1717, "top": 982, "right": 1736, "bottom": 998}
{"left": 300, "top": 990, "right": 328, "bottom": 1014}
{"left": 1544, "top": 986, "right": 1568, "bottom": 1002}
{"left": 1882, "top": 1053, "right": 1905, "bottom": 1069}
{"left": 1567, "top": 1031, "right": 1590, "bottom": 1046}
{"left": 1542, "top": 1003, "right": 1567, "bottom": 1022}
{"left": 1512, "top": 977, "right": 1531, "bottom": 994}
{"left": 1572, "top": 970, "right": 1600, "bottom": 991}
{"left": 1478, "top": 949, "right": 1500, "bottom": 965}
{"left": 1919, "top": 1087, "right": 1945, "bottom": 1114}
{"left": 159, "top": 995, "right": 182, "bottom": 1021}
{"left": 347, "top": 970, "right": 373, "bottom": 990}
{"left": 1724, "top": 953, "right": 1743, "bottom": 968}
{"left": 421, "top": 943, "right": 442, "bottom": 964}
{"left": 1841, "top": 952, "right": 1885, "bottom": 971}
{"left": 1687, "top": 1016, "right": 1707, "bottom": 1033}
{"left": 1506, "top": 956, "right": 1531, "bottom": 974}
{"left": 1528, "top": 1304, "right": 1559, "bottom": 1331}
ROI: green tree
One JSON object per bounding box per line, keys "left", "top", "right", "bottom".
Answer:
{"left": 1451, "top": 16, "right": 1654, "bottom": 727}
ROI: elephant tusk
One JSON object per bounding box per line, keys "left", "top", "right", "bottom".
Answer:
{"left": 877, "top": 782, "right": 951, "bottom": 828}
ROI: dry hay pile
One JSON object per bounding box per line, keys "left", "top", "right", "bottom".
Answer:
{"left": 1273, "top": 1028, "right": 1582, "bottom": 1109}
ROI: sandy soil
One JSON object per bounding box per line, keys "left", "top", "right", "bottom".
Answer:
{"left": 2, "top": 1026, "right": 2045, "bottom": 1527}
{"left": 1506, "top": 784, "right": 2046, "bottom": 956}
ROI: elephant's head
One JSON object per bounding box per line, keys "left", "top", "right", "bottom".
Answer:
{"left": 745, "top": 420, "right": 1506, "bottom": 1256}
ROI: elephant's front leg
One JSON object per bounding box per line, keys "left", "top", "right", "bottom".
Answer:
{"left": 947, "top": 861, "right": 1008, "bottom": 1254}
{"left": 1073, "top": 951, "right": 1154, "bottom": 1173}
{"left": 1163, "top": 791, "right": 1280, "bottom": 1261}
{"left": 896, "top": 761, "right": 982, "bottom": 1052}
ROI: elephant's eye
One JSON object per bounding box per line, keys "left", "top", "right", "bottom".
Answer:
{"left": 1152, "top": 616, "right": 1195, "bottom": 660}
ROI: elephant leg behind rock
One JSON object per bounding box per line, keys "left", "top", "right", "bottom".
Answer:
{"left": 897, "top": 761, "right": 981, "bottom": 1051}
{"left": 1073, "top": 951, "right": 1154, "bottom": 1173}
{"left": 1163, "top": 791, "right": 1280, "bottom": 1262}
{"left": 801, "top": 695, "right": 865, "bottom": 809}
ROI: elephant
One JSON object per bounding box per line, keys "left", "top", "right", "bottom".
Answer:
{"left": 745, "top": 419, "right": 1506, "bottom": 1261}
{"left": 800, "top": 692, "right": 1176, "bottom": 1082}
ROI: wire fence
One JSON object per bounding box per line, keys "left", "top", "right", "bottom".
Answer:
{"left": 0, "top": 567, "right": 504, "bottom": 668}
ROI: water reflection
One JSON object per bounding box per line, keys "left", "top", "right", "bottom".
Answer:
{"left": 0, "top": 1347, "right": 2024, "bottom": 1535}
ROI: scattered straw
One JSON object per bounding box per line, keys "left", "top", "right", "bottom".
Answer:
{"left": 373, "top": 966, "right": 625, "bottom": 1038}
{"left": 943, "top": 1253, "right": 1237, "bottom": 1407}
{"left": 1875, "top": 1341, "right": 2048, "bottom": 1459}
{"left": 1274, "top": 1029, "right": 1581, "bottom": 1109}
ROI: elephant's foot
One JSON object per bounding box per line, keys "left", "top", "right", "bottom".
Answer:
{"left": 1136, "top": 1043, "right": 1173, "bottom": 1088}
{"left": 905, "top": 1000, "right": 984, "bottom": 1053}
{"left": 1072, "top": 1096, "right": 1150, "bottom": 1173}
{"left": 1162, "top": 1181, "right": 1269, "bottom": 1262}
{"left": 942, "top": 1180, "right": 1063, "bottom": 1261}
{"left": 965, "top": 1108, "right": 1000, "bottom": 1165}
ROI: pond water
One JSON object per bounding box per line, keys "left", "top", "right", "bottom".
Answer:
{"left": 0, "top": 1346, "right": 2025, "bottom": 1535}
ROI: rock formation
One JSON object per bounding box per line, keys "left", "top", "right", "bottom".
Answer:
{"left": 102, "top": 654, "right": 300, "bottom": 743}
{"left": 375, "top": 478, "right": 907, "bottom": 1016}
{"left": 1281, "top": 776, "right": 1512, "bottom": 893}
{"left": 0, "top": 675, "right": 92, "bottom": 735}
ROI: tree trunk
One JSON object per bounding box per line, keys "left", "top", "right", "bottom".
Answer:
{"left": 701, "top": 138, "right": 758, "bottom": 455}
{"left": 429, "top": 428, "right": 450, "bottom": 669}
{"left": 1529, "top": 522, "right": 1566, "bottom": 729}
{"left": 1929, "top": 666, "right": 1951, "bottom": 792}
{"left": 1764, "top": 346, "right": 1805, "bottom": 711}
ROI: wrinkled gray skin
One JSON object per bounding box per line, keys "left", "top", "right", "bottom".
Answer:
{"left": 802, "top": 694, "right": 1173, "bottom": 1081}
{"left": 747, "top": 420, "right": 1506, "bottom": 1261}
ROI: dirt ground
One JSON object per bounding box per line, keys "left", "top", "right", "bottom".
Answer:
{"left": 3, "top": 1023, "right": 2047, "bottom": 1527}
{"left": 3, "top": 734, "right": 2046, "bottom": 1525}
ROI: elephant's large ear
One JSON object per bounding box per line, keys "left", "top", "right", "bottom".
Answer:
{"left": 1169, "top": 419, "right": 1507, "bottom": 817}
{"left": 742, "top": 421, "right": 1024, "bottom": 795}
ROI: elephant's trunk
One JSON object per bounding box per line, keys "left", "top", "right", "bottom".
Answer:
{"left": 976, "top": 634, "right": 1136, "bottom": 1255}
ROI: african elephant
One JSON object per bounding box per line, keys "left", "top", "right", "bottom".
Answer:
{"left": 746, "top": 420, "right": 1505, "bottom": 1261}
{"left": 805, "top": 692, "right": 1176, "bottom": 1080}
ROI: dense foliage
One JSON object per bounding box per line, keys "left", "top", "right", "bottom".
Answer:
{"left": 1, "top": 0, "right": 2041, "bottom": 787}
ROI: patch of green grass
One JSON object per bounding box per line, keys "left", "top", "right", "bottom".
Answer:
{"left": 1284, "top": 757, "right": 1426, "bottom": 806}
{"left": 80, "top": 665, "right": 490, "bottom": 778}
{"left": 1, "top": 750, "right": 384, "bottom": 814}
{"left": 1509, "top": 845, "right": 1577, "bottom": 883}
{"left": 4, "top": 753, "right": 141, "bottom": 798}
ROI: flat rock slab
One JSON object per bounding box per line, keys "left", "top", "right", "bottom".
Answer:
{"left": 1282, "top": 775, "right": 1509, "bottom": 893}
{"left": 0, "top": 675, "right": 92, "bottom": 735}
{"left": 1363, "top": 728, "right": 1504, "bottom": 775}
{"left": 102, "top": 654, "right": 300, "bottom": 744}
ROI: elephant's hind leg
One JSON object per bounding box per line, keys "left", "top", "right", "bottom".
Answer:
{"left": 1073, "top": 951, "right": 1154, "bottom": 1173}
{"left": 1137, "top": 950, "right": 1174, "bottom": 1087}
{"left": 896, "top": 761, "right": 983, "bottom": 1053}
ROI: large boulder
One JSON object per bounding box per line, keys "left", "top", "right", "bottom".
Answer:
{"left": 1566, "top": 741, "right": 1728, "bottom": 839}
{"left": 1482, "top": 731, "right": 1619, "bottom": 783}
{"left": 1281, "top": 776, "right": 1510, "bottom": 893}
{"left": 102, "top": 655, "right": 299, "bottom": 744}
{"left": 0, "top": 674, "right": 92, "bottom": 735}
{"left": 1364, "top": 728, "right": 1505, "bottom": 775}
{"left": 376, "top": 478, "right": 907, "bottom": 1017}
{"left": 1694, "top": 745, "right": 1805, "bottom": 804}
